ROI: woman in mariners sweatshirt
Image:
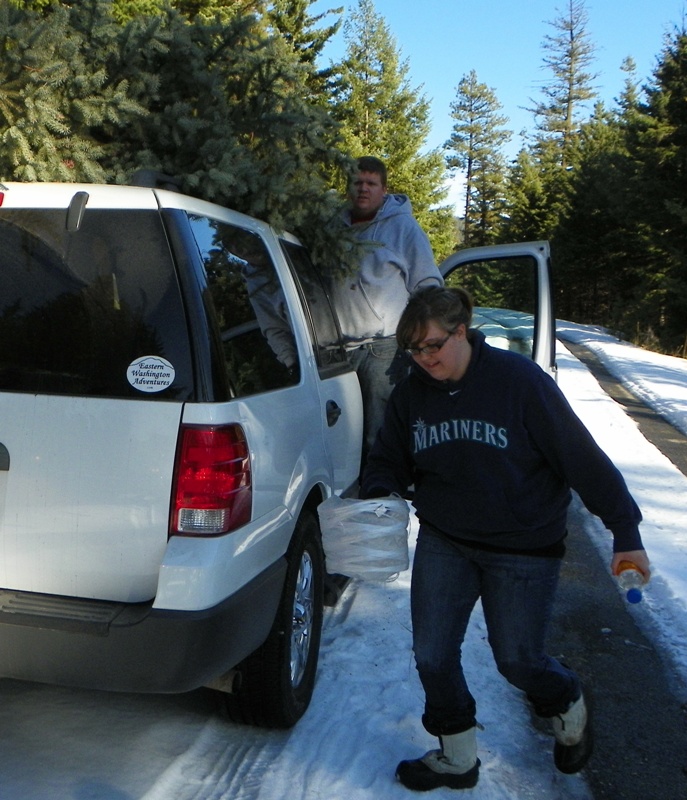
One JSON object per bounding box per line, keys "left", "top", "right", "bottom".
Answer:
{"left": 360, "top": 285, "right": 650, "bottom": 792}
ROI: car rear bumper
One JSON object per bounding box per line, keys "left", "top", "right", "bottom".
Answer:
{"left": 0, "top": 559, "right": 286, "bottom": 693}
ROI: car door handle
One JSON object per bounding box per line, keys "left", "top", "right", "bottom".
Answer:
{"left": 0, "top": 443, "right": 8, "bottom": 471}
{"left": 326, "top": 400, "right": 342, "bottom": 427}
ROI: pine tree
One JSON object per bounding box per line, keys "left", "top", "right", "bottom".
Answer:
{"left": 551, "top": 102, "right": 631, "bottom": 324}
{"left": 111, "top": 0, "right": 165, "bottom": 22}
{"left": 331, "top": 0, "right": 455, "bottom": 259}
{"left": 632, "top": 25, "right": 687, "bottom": 352}
{"left": 0, "top": 1, "right": 356, "bottom": 270}
{"left": 528, "top": 0, "right": 597, "bottom": 168}
{"left": 503, "top": 0, "right": 599, "bottom": 250}
{"left": 552, "top": 60, "right": 656, "bottom": 335}
{"left": 265, "top": 0, "right": 341, "bottom": 69}
{"left": 107, "top": 4, "right": 352, "bottom": 263}
{"left": 501, "top": 148, "right": 550, "bottom": 242}
{"left": 0, "top": 1, "right": 149, "bottom": 182}
{"left": 115, "top": 1, "right": 264, "bottom": 24}
{"left": 259, "top": 0, "right": 344, "bottom": 120}
{"left": 445, "top": 70, "right": 511, "bottom": 247}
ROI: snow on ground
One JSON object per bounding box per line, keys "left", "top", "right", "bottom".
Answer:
{"left": 252, "top": 531, "right": 593, "bottom": 800}
{"left": 0, "top": 322, "right": 685, "bottom": 799}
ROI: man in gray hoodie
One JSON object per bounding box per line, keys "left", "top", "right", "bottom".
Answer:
{"left": 332, "top": 156, "right": 443, "bottom": 469}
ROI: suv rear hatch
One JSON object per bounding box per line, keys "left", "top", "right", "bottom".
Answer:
{"left": 0, "top": 187, "right": 194, "bottom": 602}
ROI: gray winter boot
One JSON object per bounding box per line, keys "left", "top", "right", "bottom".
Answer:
{"left": 396, "top": 727, "right": 480, "bottom": 791}
{"left": 552, "top": 689, "right": 593, "bottom": 774}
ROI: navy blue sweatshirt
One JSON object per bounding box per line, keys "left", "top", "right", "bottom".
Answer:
{"left": 361, "top": 330, "right": 643, "bottom": 553}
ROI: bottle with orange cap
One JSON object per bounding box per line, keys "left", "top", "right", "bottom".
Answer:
{"left": 615, "top": 560, "right": 646, "bottom": 604}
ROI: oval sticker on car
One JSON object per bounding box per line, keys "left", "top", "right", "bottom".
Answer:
{"left": 127, "top": 356, "right": 175, "bottom": 393}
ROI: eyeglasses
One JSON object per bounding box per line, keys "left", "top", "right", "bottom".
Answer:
{"left": 405, "top": 333, "right": 453, "bottom": 357}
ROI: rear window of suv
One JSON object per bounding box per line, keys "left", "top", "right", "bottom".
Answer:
{"left": 0, "top": 209, "right": 194, "bottom": 399}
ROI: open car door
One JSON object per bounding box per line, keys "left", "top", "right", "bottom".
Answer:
{"left": 439, "top": 241, "right": 556, "bottom": 378}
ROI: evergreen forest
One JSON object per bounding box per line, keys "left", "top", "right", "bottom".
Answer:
{"left": 2, "top": 0, "right": 686, "bottom": 356}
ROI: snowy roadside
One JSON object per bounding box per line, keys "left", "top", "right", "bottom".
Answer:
{"left": 557, "top": 320, "right": 687, "bottom": 437}
{"left": 556, "top": 325, "right": 687, "bottom": 695}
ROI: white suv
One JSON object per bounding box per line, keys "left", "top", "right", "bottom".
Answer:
{"left": 0, "top": 180, "right": 363, "bottom": 727}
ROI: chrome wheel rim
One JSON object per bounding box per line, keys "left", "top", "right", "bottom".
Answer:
{"left": 290, "top": 550, "right": 315, "bottom": 686}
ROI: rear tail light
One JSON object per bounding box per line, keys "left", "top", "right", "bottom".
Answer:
{"left": 171, "top": 424, "right": 252, "bottom": 536}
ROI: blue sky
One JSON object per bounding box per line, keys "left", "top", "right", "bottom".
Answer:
{"left": 313, "top": 0, "right": 686, "bottom": 205}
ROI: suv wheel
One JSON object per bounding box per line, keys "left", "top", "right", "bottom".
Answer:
{"left": 222, "top": 510, "right": 324, "bottom": 728}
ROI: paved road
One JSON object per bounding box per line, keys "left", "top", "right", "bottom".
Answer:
{"left": 550, "top": 343, "right": 687, "bottom": 800}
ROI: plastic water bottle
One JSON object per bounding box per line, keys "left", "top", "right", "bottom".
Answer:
{"left": 616, "top": 561, "right": 644, "bottom": 604}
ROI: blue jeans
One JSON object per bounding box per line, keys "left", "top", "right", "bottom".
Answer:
{"left": 411, "top": 526, "right": 579, "bottom": 736}
{"left": 348, "top": 338, "right": 409, "bottom": 466}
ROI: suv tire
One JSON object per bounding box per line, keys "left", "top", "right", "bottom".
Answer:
{"left": 222, "top": 510, "right": 325, "bottom": 728}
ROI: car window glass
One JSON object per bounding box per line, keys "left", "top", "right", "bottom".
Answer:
{"left": 279, "top": 240, "right": 347, "bottom": 370}
{"left": 445, "top": 256, "right": 537, "bottom": 360}
{"left": 188, "top": 216, "right": 300, "bottom": 396}
{"left": 0, "top": 209, "right": 194, "bottom": 399}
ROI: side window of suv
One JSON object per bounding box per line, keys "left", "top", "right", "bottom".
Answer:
{"left": 188, "top": 216, "right": 300, "bottom": 397}
{"left": 280, "top": 239, "right": 347, "bottom": 372}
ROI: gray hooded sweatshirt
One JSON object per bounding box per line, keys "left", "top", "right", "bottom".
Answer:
{"left": 332, "top": 194, "right": 442, "bottom": 343}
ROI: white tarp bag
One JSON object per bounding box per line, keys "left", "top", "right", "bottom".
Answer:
{"left": 317, "top": 495, "right": 410, "bottom": 581}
